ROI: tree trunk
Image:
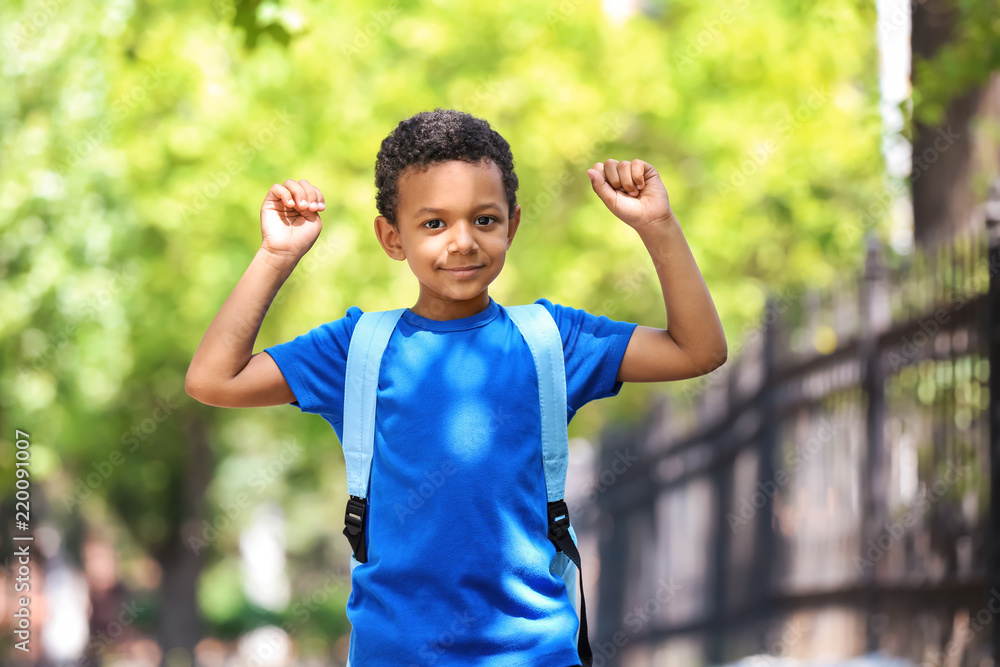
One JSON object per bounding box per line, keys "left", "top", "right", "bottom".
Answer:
{"left": 909, "top": 0, "right": 999, "bottom": 248}
{"left": 911, "top": 0, "right": 967, "bottom": 247}
{"left": 153, "top": 415, "right": 215, "bottom": 665}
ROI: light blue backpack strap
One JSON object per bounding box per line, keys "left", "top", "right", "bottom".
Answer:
{"left": 506, "top": 303, "right": 568, "bottom": 503}
{"left": 509, "top": 303, "right": 593, "bottom": 664}
{"left": 342, "top": 308, "right": 406, "bottom": 499}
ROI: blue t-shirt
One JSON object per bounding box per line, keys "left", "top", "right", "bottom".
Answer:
{"left": 264, "top": 296, "right": 637, "bottom": 666}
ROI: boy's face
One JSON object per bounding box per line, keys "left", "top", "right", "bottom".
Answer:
{"left": 374, "top": 159, "right": 520, "bottom": 321}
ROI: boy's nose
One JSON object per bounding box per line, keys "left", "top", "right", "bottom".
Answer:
{"left": 448, "top": 220, "right": 479, "bottom": 254}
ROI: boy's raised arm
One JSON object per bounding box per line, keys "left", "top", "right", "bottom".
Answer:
{"left": 586, "top": 159, "right": 728, "bottom": 383}
{"left": 185, "top": 179, "right": 326, "bottom": 408}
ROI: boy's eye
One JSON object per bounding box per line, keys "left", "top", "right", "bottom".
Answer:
{"left": 422, "top": 216, "right": 496, "bottom": 229}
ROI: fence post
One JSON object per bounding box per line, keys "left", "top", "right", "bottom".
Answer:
{"left": 859, "top": 234, "right": 889, "bottom": 651}
{"left": 749, "top": 293, "right": 780, "bottom": 619}
{"left": 986, "top": 194, "right": 1000, "bottom": 663}
{"left": 707, "top": 435, "right": 733, "bottom": 664}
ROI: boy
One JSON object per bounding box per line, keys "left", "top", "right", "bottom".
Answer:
{"left": 185, "top": 108, "right": 727, "bottom": 666}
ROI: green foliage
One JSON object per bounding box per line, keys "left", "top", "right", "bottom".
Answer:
{"left": 0, "top": 0, "right": 888, "bottom": 645}
{"left": 911, "top": 0, "right": 1000, "bottom": 127}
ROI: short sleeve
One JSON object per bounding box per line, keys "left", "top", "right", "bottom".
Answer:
{"left": 534, "top": 298, "right": 638, "bottom": 414}
{"left": 263, "top": 307, "right": 364, "bottom": 424}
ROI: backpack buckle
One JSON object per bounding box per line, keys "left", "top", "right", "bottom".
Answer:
{"left": 343, "top": 495, "right": 368, "bottom": 563}
{"left": 547, "top": 499, "right": 571, "bottom": 549}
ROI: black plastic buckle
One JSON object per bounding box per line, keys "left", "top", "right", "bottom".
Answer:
{"left": 343, "top": 495, "right": 368, "bottom": 563}
{"left": 547, "top": 499, "right": 571, "bottom": 550}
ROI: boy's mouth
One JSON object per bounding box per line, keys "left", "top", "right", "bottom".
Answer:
{"left": 441, "top": 265, "right": 484, "bottom": 278}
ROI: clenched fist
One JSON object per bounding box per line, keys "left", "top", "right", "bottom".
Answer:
{"left": 586, "top": 159, "right": 675, "bottom": 234}
{"left": 260, "top": 179, "right": 325, "bottom": 262}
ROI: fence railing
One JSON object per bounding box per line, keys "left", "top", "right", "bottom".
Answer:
{"left": 586, "top": 223, "right": 1000, "bottom": 666}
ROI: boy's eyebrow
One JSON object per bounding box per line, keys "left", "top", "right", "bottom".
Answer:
{"left": 412, "top": 203, "right": 503, "bottom": 217}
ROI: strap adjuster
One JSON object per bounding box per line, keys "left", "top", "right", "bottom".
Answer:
{"left": 546, "top": 498, "right": 593, "bottom": 664}
{"left": 343, "top": 495, "right": 368, "bottom": 563}
{"left": 547, "top": 499, "right": 571, "bottom": 548}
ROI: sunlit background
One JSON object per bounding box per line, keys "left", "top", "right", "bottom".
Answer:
{"left": 1, "top": 0, "right": 998, "bottom": 665}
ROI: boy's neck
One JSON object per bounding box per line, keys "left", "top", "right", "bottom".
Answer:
{"left": 409, "top": 292, "right": 492, "bottom": 321}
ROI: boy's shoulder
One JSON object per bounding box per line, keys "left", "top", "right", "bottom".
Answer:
{"left": 519, "top": 296, "right": 597, "bottom": 320}
{"left": 313, "top": 305, "right": 366, "bottom": 332}
{"left": 528, "top": 297, "right": 630, "bottom": 331}
{"left": 271, "top": 306, "right": 367, "bottom": 357}
{"left": 326, "top": 298, "right": 628, "bottom": 342}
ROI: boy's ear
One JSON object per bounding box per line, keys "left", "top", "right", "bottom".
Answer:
{"left": 506, "top": 204, "right": 521, "bottom": 250}
{"left": 374, "top": 216, "right": 406, "bottom": 261}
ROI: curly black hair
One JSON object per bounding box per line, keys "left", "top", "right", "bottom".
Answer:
{"left": 374, "top": 108, "right": 519, "bottom": 227}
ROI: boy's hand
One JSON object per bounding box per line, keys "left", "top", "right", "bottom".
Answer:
{"left": 587, "top": 159, "right": 675, "bottom": 233}
{"left": 260, "top": 179, "right": 326, "bottom": 264}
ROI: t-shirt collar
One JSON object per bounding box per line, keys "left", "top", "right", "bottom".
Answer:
{"left": 400, "top": 296, "right": 500, "bottom": 332}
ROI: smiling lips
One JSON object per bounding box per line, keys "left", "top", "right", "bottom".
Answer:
{"left": 442, "top": 265, "right": 484, "bottom": 278}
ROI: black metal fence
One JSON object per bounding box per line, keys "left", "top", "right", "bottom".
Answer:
{"left": 585, "top": 224, "right": 1000, "bottom": 666}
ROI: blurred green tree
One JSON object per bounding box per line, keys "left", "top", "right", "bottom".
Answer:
{"left": 909, "top": 0, "right": 1000, "bottom": 247}
{"left": 0, "top": 0, "right": 891, "bottom": 658}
